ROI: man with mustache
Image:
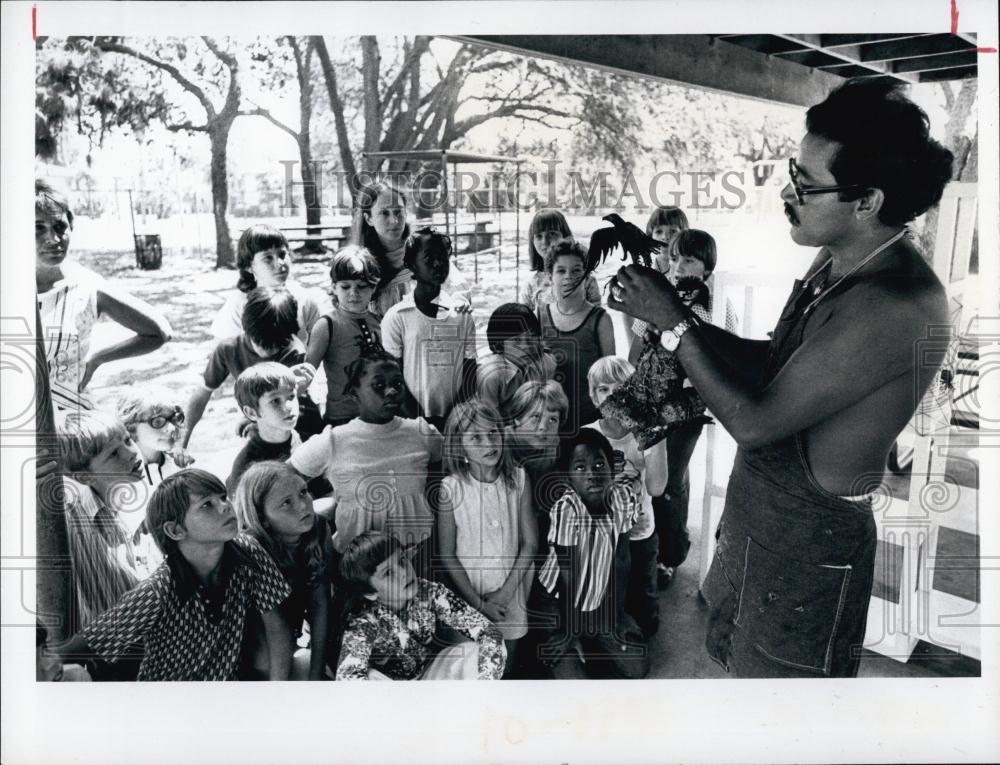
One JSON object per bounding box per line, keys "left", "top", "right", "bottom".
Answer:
{"left": 608, "top": 79, "right": 954, "bottom": 677}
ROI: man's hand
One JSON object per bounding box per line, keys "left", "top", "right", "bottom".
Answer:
{"left": 607, "top": 265, "right": 687, "bottom": 330}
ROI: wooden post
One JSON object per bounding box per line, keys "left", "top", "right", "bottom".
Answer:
{"left": 35, "top": 305, "right": 73, "bottom": 644}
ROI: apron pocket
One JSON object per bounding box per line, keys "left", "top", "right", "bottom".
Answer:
{"left": 734, "top": 536, "right": 852, "bottom": 676}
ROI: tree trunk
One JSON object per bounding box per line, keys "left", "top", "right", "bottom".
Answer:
{"left": 209, "top": 124, "right": 234, "bottom": 268}
{"left": 360, "top": 36, "right": 382, "bottom": 173}
{"left": 35, "top": 306, "right": 73, "bottom": 644}
{"left": 315, "top": 37, "right": 358, "bottom": 200}
{"left": 299, "top": 138, "right": 326, "bottom": 254}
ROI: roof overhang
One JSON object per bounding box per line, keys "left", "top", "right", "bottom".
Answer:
{"left": 455, "top": 34, "right": 979, "bottom": 108}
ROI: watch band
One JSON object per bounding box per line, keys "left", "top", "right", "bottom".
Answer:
{"left": 660, "top": 316, "right": 698, "bottom": 351}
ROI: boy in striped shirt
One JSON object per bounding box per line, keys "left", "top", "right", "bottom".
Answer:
{"left": 535, "top": 429, "right": 649, "bottom": 679}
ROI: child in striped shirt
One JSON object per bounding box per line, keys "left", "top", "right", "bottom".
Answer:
{"left": 535, "top": 428, "right": 649, "bottom": 679}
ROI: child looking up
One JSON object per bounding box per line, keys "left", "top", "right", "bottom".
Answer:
{"left": 646, "top": 205, "right": 689, "bottom": 275}
{"left": 233, "top": 461, "right": 334, "bottom": 680}
{"left": 53, "top": 469, "right": 293, "bottom": 681}
{"left": 632, "top": 228, "right": 717, "bottom": 589}
{"left": 182, "top": 287, "right": 322, "bottom": 450}
{"left": 437, "top": 400, "right": 537, "bottom": 674}
{"left": 536, "top": 239, "right": 615, "bottom": 433}
{"left": 115, "top": 387, "right": 192, "bottom": 573}
{"left": 519, "top": 209, "right": 600, "bottom": 310}
{"left": 212, "top": 224, "right": 329, "bottom": 345}
{"left": 56, "top": 410, "right": 148, "bottom": 627}
{"left": 226, "top": 363, "right": 301, "bottom": 494}
{"left": 306, "top": 245, "right": 383, "bottom": 428}
{"left": 334, "top": 531, "right": 506, "bottom": 681}
{"left": 290, "top": 351, "right": 443, "bottom": 569}
{"left": 380, "top": 227, "right": 477, "bottom": 432}
{"left": 534, "top": 429, "right": 647, "bottom": 679}
{"left": 586, "top": 356, "right": 667, "bottom": 639}
{"left": 478, "top": 303, "right": 556, "bottom": 412}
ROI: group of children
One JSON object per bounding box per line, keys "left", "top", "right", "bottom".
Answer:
{"left": 40, "top": 195, "right": 723, "bottom": 682}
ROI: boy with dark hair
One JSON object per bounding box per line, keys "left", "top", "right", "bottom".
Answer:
{"left": 610, "top": 78, "right": 953, "bottom": 678}
{"left": 50, "top": 469, "right": 293, "bottom": 681}
{"left": 532, "top": 429, "right": 648, "bottom": 679}
{"left": 477, "top": 302, "right": 556, "bottom": 411}
{"left": 226, "top": 362, "right": 301, "bottom": 493}
{"left": 182, "top": 287, "right": 323, "bottom": 449}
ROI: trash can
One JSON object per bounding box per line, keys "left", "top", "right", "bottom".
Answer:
{"left": 134, "top": 234, "right": 163, "bottom": 270}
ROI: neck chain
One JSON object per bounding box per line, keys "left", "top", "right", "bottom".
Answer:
{"left": 802, "top": 230, "right": 906, "bottom": 316}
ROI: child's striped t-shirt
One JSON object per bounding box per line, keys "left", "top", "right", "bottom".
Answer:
{"left": 537, "top": 484, "right": 639, "bottom": 612}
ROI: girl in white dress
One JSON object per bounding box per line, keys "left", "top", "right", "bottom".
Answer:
{"left": 437, "top": 399, "right": 538, "bottom": 675}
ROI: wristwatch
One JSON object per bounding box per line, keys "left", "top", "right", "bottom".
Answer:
{"left": 660, "top": 316, "right": 698, "bottom": 352}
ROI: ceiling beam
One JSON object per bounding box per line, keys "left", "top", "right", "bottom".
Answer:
{"left": 774, "top": 33, "right": 918, "bottom": 83}
{"left": 919, "top": 66, "right": 977, "bottom": 82}
{"left": 821, "top": 33, "right": 934, "bottom": 47}
{"left": 859, "top": 34, "right": 975, "bottom": 62}
{"left": 456, "top": 35, "right": 843, "bottom": 107}
{"left": 892, "top": 50, "right": 978, "bottom": 74}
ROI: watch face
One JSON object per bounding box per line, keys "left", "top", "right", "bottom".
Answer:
{"left": 661, "top": 330, "right": 681, "bottom": 352}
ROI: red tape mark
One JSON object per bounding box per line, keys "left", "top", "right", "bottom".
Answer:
{"left": 32, "top": 4, "right": 36, "bottom": 40}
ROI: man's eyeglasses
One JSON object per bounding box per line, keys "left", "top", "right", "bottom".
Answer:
{"left": 787, "top": 157, "right": 864, "bottom": 205}
{"left": 144, "top": 410, "right": 185, "bottom": 429}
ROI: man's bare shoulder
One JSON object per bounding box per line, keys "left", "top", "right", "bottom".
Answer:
{"left": 841, "top": 244, "right": 949, "bottom": 328}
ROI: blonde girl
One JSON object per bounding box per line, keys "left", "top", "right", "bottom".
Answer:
{"left": 233, "top": 460, "right": 334, "bottom": 680}
{"left": 437, "top": 399, "right": 537, "bottom": 673}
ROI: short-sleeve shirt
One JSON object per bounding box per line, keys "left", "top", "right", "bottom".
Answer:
{"left": 476, "top": 350, "right": 558, "bottom": 413}
{"left": 335, "top": 578, "right": 505, "bottom": 681}
{"left": 536, "top": 485, "right": 639, "bottom": 612}
{"left": 289, "top": 417, "right": 443, "bottom": 552}
{"left": 210, "top": 279, "right": 330, "bottom": 346}
{"left": 82, "top": 536, "right": 290, "bottom": 681}
{"left": 313, "top": 307, "right": 382, "bottom": 421}
{"left": 380, "top": 290, "right": 477, "bottom": 418}
{"left": 202, "top": 335, "right": 307, "bottom": 390}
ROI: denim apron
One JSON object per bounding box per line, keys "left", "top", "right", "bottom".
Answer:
{"left": 701, "top": 272, "right": 877, "bottom": 677}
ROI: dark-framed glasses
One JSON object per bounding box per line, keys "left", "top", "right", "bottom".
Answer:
{"left": 787, "top": 157, "right": 864, "bottom": 205}
{"left": 145, "top": 409, "right": 185, "bottom": 429}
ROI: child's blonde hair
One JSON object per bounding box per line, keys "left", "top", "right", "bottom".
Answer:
{"left": 232, "top": 461, "right": 326, "bottom": 584}
{"left": 587, "top": 356, "right": 635, "bottom": 399}
{"left": 115, "top": 386, "right": 182, "bottom": 437}
{"left": 504, "top": 380, "right": 569, "bottom": 426}
{"left": 56, "top": 410, "right": 130, "bottom": 472}
{"left": 443, "top": 399, "right": 518, "bottom": 487}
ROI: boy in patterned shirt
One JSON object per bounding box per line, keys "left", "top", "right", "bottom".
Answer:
{"left": 534, "top": 428, "right": 649, "bottom": 679}
{"left": 52, "top": 469, "right": 293, "bottom": 681}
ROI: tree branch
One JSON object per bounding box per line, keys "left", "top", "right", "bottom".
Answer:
{"left": 93, "top": 39, "right": 216, "bottom": 120}
{"left": 244, "top": 105, "right": 299, "bottom": 141}
{"left": 166, "top": 121, "right": 209, "bottom": 132}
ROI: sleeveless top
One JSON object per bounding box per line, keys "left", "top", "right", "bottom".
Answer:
{"left": 538, "top": 304, "right": 606, "bottom": 433}
{"left": 37, "top": 265, "right": 101, "bottom": 411}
